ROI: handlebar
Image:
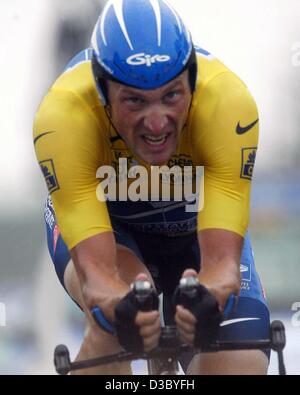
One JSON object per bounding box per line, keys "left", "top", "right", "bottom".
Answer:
{"left": 54, "top": 320, "right": 287, "bottom": 375}
{"left": 57, "top": 279, "right": 286, "bottom": 375}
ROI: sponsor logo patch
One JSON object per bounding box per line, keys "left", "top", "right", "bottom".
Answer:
{"left": 53, "top": 224, "right": 60, "bottom": 255}
{"left": 40, "top": 159, "right": 60, "bottom": 194}
{"left": 240, "top": 261, "right": 252, "bottom": 291}
{"left": 236, "top": 119, "right": 259, "bottom": 135}
{"left": 240, "top": 262, "right": 251, "bottom": 282}
{"left": 241, "top": 148, "right": 257, "bottom": 180}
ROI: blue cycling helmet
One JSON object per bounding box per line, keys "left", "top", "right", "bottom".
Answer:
{"left": 91, "top": 0, "right": 197, "bottom": 105}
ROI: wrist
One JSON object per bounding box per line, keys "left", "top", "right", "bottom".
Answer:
{"left": 198, "top": 268, "right": 240, "bottom": 310}
{"left": 82, "top": 274, "right": 129, "bottom": 321}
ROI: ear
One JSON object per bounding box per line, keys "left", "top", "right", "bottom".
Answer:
{"left": 105, "top": 105, "right": 112, "bottom": 119}
{"left": 105, "top": 103, "right": 111, "bottom": 117}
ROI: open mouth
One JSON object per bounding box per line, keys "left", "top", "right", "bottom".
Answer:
{"left": 142, "top": 133, "right": 170, "bottom": 147}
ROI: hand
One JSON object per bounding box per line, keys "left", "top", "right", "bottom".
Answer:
{"left": 175, "top": 269, "right": 199, "bottom": 345}
{"left": 115, "top": 274, "right": 161, "bottom": 353}
{"left": 134, "top": 274, "right": 161, "bottom": 352}
{"left": 175, "top": 269, "right": 223, "bottom": 348}
{"left": 82, "top": 269, "right": 130, "bottom": 324}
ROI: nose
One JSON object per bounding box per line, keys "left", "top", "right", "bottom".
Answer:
{"left": 143, "top": 105, "right": 168, "bottom": 134}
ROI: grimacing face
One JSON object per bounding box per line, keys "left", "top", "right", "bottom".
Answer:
{"left": 106, "top": 70, "right": 193, "bottom": 166}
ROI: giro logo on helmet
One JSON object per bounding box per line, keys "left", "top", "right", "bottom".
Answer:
{"left": 127, "top": 53, "right": 171, "bottom": 67}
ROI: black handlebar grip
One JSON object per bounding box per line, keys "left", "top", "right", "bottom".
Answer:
{"left": 270, "top": 320, "right": 286, "bottom": 351}
{"left": 132, "top": 280, "right": 159, "bottom": 312}
{"left": 54, "top": 345, "right": 71, "bottom": 375}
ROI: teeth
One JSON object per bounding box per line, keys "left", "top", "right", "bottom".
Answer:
{"left": 145, "top": 134, "right": 167, "bottom": 141}
{"left": 144, "top": 134, "right": 168, "bottom": 145}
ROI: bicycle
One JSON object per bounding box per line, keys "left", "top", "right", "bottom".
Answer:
{"left": 54, "top": 278, "right": 287, "bottom": 375}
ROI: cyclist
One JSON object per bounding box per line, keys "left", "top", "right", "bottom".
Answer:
{"left": 34, "top": 0, "right": 270, "bottom": 375}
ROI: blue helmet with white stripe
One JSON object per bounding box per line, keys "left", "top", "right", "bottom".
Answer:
{"left": 91, "top": 0, "right": 197, "bottom": 105}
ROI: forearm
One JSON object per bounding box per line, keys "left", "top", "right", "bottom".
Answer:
{"left": 198, "top": 229, "right": 243, "bottom": 310}
{"left": 70, "top": 232, "right": 129, "bottom": 320}
{"left": 76, "top": 262, "right": 129, "bottom": 310}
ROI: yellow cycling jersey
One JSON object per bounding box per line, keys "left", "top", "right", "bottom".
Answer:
{"left": 33, "top": 48, "right": 259, "bottom": 250}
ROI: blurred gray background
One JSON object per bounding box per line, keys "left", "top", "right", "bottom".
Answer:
{"left": 0, "top": 0, "right": 299, "bottom": 374}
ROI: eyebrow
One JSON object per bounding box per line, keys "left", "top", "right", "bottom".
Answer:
{"left": 163, "top": 80, "right": 184, "bottom": 92}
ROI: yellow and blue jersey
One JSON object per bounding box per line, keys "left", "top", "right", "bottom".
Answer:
{"left": 33, "top": 46, "right": 259, "bottom": 250}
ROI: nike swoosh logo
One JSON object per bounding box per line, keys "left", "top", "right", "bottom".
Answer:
{"left": 221, "top": 317, "right": 260, "bottom": 327}
{"left": 34, "top": 131, "right": 55, "bottom": 145}
{"left": 236, "top": 119, "right": 259, "bottom": 135}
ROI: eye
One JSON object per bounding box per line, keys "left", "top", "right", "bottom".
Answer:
{"left": 164, "top": 90, "right": 181, "bottom": 103}
{"left": 124, "top": 97, "right": 145, "bottom": 105}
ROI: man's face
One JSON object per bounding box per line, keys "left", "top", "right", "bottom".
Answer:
{"left": 107, "top": 70, "right": 192, "bottom": 165}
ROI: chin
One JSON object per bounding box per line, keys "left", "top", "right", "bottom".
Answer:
{"left": 152, "top": 158, "right": 170, "bottom": 166}
{"left": 145, "top": 153, "right": 173, "bottom": 166}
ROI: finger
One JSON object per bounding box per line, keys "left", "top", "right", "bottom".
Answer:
{"left": 175, "top": 306, "right": 196, "bottom": 342}
{"left": 143, "top": 332, "right": 161, "bottom": 352}
{"left": 175, "top": 315, "right": 195, "bottom": 335}
{"left": 176, "top": 305, "right": 197, "bottom": 324}
{"left": 179, "top": 331, "right": 195, "bottom": 345}
{"left": 181, "top": 269, "right": 198, "bottom": 279}
{"left": 135, "top": 273, "right": 150, "bottom": 282}
{"left": 135, "top": 311, "right": 159, "bottom": 326}
{"left": 139, "top": 318, "right": 161, "bottom": 338}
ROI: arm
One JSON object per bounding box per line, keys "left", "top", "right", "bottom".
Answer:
{"left": 175, "top": 229, "right": 243, "bottom": 345}
{"left": 34, "top": 88, "right": 124, "bottom": 318}
{"left": 34, "top": 87, "right": 160, "bottom": 349}
{"left": 176, "top": 71, "right": 259, "bottom": 343}
{"left": 198, "top": 228, "right": 243, "bottom": 310}
{"left": 72, "top": 234, "right": 160, "bottom": 351}
{"left": 70, "top": 232, "right": 130, "bottom": 323}
{"left": 193, "top": 71, "right": 259, "bottom": 308}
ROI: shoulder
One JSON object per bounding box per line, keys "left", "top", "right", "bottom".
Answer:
{"left": 57, "top": 48, "right": 96, "bottom": 99}
{"left": 193, "top": 46, "right": 257, "bottom": 114}
{"left": 35, "top": 48, "right": 105, "bottom": 123}
{"left": 34, "top": 49, "right": 109, "bottom": 143}
{"left": 187, "top": 47, "right": 259, "bottom": 164}
{"left": 33, "top": 49, "right": 111, "bottom": 168}
{"left": 189, "top": 46, "right": 258, "bottom": 132}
